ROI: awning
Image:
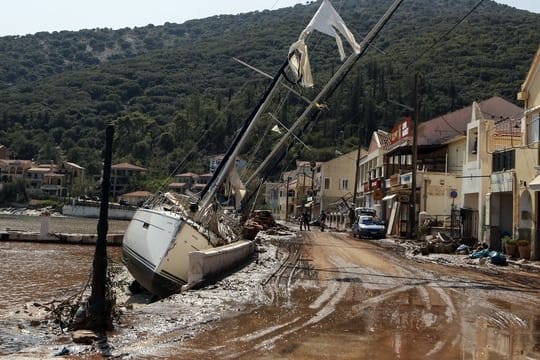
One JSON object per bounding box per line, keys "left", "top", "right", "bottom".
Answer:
{"left": 382, "top": 194, "right": 397, "bottom": 201}
{"left": 304, "top": 201, "right": 313, "bottom": 207}
{"left": 529, "top": 175, "right": 540, "bottom": 191}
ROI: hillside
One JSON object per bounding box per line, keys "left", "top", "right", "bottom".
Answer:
{"left": 0, "top": 0, "right": 538, "bottom": 186}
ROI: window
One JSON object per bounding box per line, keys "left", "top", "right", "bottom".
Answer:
{"left": 324, "top": 177, "right": 330, "bottom": 190}
{"left": 492, "top": 149, "right": 515, "bottom": 172}
{"left": 340, "top": 179, "right": 349, "bottom": 190}
{"left": 527, "top": 113, "right": 539, "bottom": 145}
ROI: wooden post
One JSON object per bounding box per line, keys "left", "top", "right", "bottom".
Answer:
{"left": 88, "top": 125, "right": 114, "bottom": 332}
{"left": 285, "top": 176, "right": 291, "bottom": 222}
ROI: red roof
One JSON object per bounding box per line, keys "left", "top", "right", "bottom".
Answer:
{"left": 120, "top": 191, "right": 153, "bottom": 198}
{"left": 175, "top": 172, "right": 199, "bottom": 177}
{"left": 112, "top": 162, "right": 147, "bottom": 171}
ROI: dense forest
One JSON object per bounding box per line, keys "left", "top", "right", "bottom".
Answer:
{"left": 0, "top": 0, "right": 538, "bottom": 190}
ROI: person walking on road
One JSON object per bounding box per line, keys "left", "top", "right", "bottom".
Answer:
{"left": 302, "top": 211, "right": 311, "bottom": 231}
{"left": 320, "top": 210, "right": 327, "bottom": 232}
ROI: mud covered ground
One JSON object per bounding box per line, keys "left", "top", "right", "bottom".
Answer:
{"left": 6, "top": 226, "right": 540, "bottom": 359}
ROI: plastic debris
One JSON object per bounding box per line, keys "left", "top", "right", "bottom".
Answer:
{"left": 54, "top": 347, "right": 69, "bottom": 356}
{"left": 469, "top": 248, "right": 490, "bottom": 259}
{"left": 489, "top": 251, "right": 507, "bottom": 266}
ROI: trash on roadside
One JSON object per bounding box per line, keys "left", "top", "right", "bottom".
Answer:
{"left": 469, "top": 248, "right": 491, "bottom": 259}
{"left": 488, "top": 251, "right": 507, "bottom": 266}
{"left": 455, "top": 244, "right": 470, "bottom": 255}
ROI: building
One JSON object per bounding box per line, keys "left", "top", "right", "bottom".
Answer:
{"left": 359, "top": 130, "right": 389, "bottom": 217}
{"left": 0, "top": 159, "right": 33, "bottom": 183}
{"left": 277, "top": 171, "right": 297, "bottom": 221}
{"left": 110, "top": 163, "right": 147, "bottom": 199}
{"left": 518, "top": 44, "right": 540, "bottom": 259}
{"left": 318, "top": 151, "right": 358, "bottom": 220}
{"left": 382, "top": 97, "right": 521, "bottom": 238}
{"left": 118, "top": 190, "right": 153, "bottom": 206}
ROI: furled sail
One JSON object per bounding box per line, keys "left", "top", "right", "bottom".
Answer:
{"left": 227, "top": 165, "right": 247, "bottom": 207}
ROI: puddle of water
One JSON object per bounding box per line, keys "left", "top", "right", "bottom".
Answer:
{"left": 172, "top": 283, "right": 540, "bottom": 359}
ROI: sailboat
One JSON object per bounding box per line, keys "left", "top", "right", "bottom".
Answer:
{"left": 122, "top": 0, "right": 404, "bottom": 298}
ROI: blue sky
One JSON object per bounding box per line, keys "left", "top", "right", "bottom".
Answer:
{"left": 0, "top": 0, "right": 537, "bottom": 37}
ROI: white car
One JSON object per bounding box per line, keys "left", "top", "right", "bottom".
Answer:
{"left": 352, "top": 215, "right": 385, "bottom": 239}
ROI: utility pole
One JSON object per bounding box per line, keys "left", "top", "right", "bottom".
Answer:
{"left": 408, "top": 74, "right": 420, "bottom": 239}
{"left": 310, "top": 161, "right": 316, "bottom": 220}
{"left": 285, "top": 176, "right": 291, "bottom": 222}
{"left": 352, "top": 127, "right": 364, "bottom": 226}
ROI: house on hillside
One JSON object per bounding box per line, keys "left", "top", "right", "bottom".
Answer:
{"left": 0, "top": 145, "right": 9, "bottom": 159}
{"left": 26, "top": 161, "right": 86, "bottom": 197}
{"left": 208, "top": 154, "right": 247, "bottom": 173}
{"left": 26, "top": 164, "right": 55, "bottom": 194}
{"left": 170, "top": 172, "right": 199, "bottom": 194}
{"left": 110, "top": 163, "right": 147, "bottom": 199}
{"left": 118, "top": 190, "right": 153, "bottom": 206}
{"left": 0, "top": 159, "right": 33, "bottom": 184}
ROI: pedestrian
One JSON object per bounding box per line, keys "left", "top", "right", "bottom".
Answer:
{"left": 302, "top": 211, "right": 310, "bottom": 231}
{"left": 320, "top": 210, "right": 327, "bottom": 232}
{"left": 299, "top": 214, "right": 304, "bottom": 231}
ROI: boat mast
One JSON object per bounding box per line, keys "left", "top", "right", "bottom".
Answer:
{"left": 245, "top": 0, "right": 404, "bottom": 187}
{"left": 196, "top": 60, "right": 289, "bottom": 211}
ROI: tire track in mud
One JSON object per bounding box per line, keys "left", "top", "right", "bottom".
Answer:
{"left": 214, "top": 233, "right": 353, "bottom": 358}
{"left": 350, "top": 234, "right": 540, "bottom": 357}
{"left": 238, "top": 231, "right": 460, "bottom": 357}
{"left": 165, "top": 232, "right": 540, "bottom": 359}
{"left": 334, "top": 233, "right": 459, "bottom": 357}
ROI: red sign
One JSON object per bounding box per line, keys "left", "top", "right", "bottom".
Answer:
{"left": 390, "top": 116, "right": 412, "bottom": 144}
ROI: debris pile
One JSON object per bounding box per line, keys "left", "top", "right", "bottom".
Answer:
{"left": 416, "top": 232, "right": 459, "bottom": 255}
{"left": 243, "top": 210, "right": 277, "bottom": 240}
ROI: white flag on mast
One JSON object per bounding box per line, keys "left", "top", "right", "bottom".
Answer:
{"left": 288, "top": 0, "right": 360, "bottom": 88}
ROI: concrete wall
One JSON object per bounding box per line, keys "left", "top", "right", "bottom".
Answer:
{"left": 186, "top": 240, "right": 255, "bottom": 289}
{"left": 62, "top": 204, "right": 135, "bottom": 220}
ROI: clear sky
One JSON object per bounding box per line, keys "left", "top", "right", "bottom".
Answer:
{"left": 0, "top": 0, "right": 537, "bottom": 37}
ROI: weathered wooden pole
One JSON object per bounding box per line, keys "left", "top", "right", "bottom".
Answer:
{"left": 88, "top": 124, "right": 114, "bottom": 332}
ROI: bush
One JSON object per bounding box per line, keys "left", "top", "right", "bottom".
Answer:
{"left": 502, "top": 235, "right": 516, "bottom": 246}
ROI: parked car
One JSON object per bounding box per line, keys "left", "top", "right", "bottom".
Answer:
{"left": 352, "top": 215, "right": 385, "bottom": 239}
{"left": 355, "top": 207, "right": 377, "bottom": 217}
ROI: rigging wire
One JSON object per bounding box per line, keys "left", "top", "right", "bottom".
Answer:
{"left": 384, "top": 0, "right": 488, "bottom": 119}
{"left": 155, "top": 69, "right": 263, "bottom": 193}
{"left": 404, "top": 0, "right": 486, "bottom": 70}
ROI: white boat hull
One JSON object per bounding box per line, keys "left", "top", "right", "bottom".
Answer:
{"left": 122, "top": 208, "right": 213, "bottom": 297}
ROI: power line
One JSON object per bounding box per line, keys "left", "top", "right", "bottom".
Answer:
{"left": 405, "top": 0, "right": 486, "bottom": 69}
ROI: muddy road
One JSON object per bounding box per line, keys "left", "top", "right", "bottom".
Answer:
{"left": 9, "top": 229, "right": 540, "bottom": 359}
{"left": 158, "top": 231, "right": 540, "bottom": 359}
